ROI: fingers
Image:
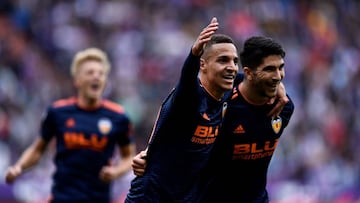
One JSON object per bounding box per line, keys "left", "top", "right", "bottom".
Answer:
{"left": 267, "top": 97, "right": 276, "bottom": 105}
{"left": 192, "top": 17, "right": 219, "bottom": 56}
{"left": 139, "top": 150, "right": 147, "bottom": 159}
{"left": 133, "top": 167, "right": 146, "bottom": 176}
{"left": 198, "top": 18, "right": 219, "bottom": 42}
{"left": 132, "top": 157, "right": 146, "bottom": 167}
{"left": 267, "top": 96, "right": 289, "bottom": 118}
{"left": 132, "top": 151, "right": 147, "bottom": 176}
{"left": 132, "top": 162, "right": 146, "bottom": 176}
{"left": 99, "top": 166, "right": 113, "bottom": 183}
{"left": 278, "top": 82, "right": 287, "bottom": 96}
{"left": 268, "top": 82, "right": 289, "bottom": 118}
{"left": 211, "top": 17, "right": 217, "bottom": 24}
{"left": 279, "top": 95, "right": 289, "bottom": 104}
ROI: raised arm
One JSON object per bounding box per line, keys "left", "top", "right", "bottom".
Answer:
{"left": 191, "top": 17, "right": 218, "bottom": 56}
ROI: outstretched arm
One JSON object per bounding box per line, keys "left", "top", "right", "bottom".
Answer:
{"left": 5, "top": 137, "right": 48, "bottom": 184}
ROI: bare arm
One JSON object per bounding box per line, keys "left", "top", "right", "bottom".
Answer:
{"left": 99, "top": 143, "right": 136, "bottom": 182}
{"left": 5, "top": 137, "right": 48, "bottom": 184}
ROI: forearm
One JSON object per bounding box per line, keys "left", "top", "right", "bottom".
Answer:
{"left": 113, "top": 156, "right": 133, "bottom": 178}
{"left": 14, "top": 138, "right": 47, "bottom": 171}
{"left": 15, "top": 147, "right": 42, "bottom": 171}
{"left": 115, "top": 143, "right": 136, "bottom": 178}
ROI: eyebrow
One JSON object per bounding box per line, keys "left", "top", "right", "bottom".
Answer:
{"left": 217, "top": 55, "right": 238, "bottom": 61}
{"left": 263, "top": 63, "right": 284, "bottom": 69}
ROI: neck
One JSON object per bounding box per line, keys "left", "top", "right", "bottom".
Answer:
{"left": 199, "top": 78, "right": 223, "bottom": 101}
{"left": 239, "top": 81, "right": 269, "bottom": 105}
{"left": 77, "top": 96, "right": 102, "bottom": 109}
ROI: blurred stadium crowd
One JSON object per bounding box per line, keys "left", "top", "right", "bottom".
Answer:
{"left": 0, "top": 0, "right": 359, "bottom": 202}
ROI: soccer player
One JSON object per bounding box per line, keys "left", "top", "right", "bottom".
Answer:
{"left": 4, "top": 48, "right": 136, "bottom": 203}
{"left": 200, "top": 36, "right": 295, "bottom": 203}
{"left": 130, "top": 36, "right": 293, "bottom": 203}
{"left": 125, "top": 17, "right": 239, "bottom": 202}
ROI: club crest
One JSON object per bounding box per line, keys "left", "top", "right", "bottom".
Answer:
{"left": 98, "top": 118, "right": 112, "bottom": 135}
{"left": 271, "top": 117, "right": 282, "bottom": 134}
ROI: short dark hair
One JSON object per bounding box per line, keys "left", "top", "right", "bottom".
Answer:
{"left": 202, "top": 34, "right": 236, "bottom": 59}
{"left": 240, "top": 36, "right": 285, "bottom": 70}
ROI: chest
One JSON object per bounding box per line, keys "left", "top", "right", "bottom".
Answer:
{"left": 57, "top": 112, "right": 116, "bottom": 136}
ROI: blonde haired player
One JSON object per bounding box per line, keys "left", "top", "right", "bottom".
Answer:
{"left": 5, "top": 48, "right": 136, "bottom": 203}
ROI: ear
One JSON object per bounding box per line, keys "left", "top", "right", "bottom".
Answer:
{"left": 243, "top": 67, "right": 252, "bottom": 81}
{"left": 200, "top": 58, "right": 206, "bottom": 72}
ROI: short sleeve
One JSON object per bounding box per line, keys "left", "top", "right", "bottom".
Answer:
{"left": 40, "top": 107, "right": 56, "bottom": 142}
{"left": 116, "top": 114, "right": 134, "bottom": 146}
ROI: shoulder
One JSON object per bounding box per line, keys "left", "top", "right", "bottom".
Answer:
{"left": 280, "top": 94, "right": 295, "bottom": 120}
{"left": 285, "top": 95, "right": 295, "bottom": 111}
{"left": 41, "top": 98, "right": 76, "bottom": 122}
{"left": 234, "top": 73, "right": 244, "bottom": 86}
{"left": 102, "top": 99, "right": 125, "bottom": 114}
{"left": 49, "top": 97, "right": 77, "bottom": 111}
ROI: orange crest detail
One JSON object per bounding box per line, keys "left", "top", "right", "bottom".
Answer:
{"left": 98, "top": 118, "right": 112, "bottom": 135}
{"left": 271, "top": 117, "right": 282, "bottom": 134}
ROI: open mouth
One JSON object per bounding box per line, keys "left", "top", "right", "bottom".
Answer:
{"left": 268, "top": 82, "right": 279, "bottom": 91}
{"left": 223, "top": 74, "right": 235, "bottom": 82}
{"left": 90, "top": 83, "right": 100, "bottom": 91}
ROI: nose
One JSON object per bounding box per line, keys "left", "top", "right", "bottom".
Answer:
{"left": 227, "top": 62, "right": 239, "bottom": 72}
{"left": 273, "top": 69, "right": 283, "bottom": 81}
{"left": 93, "top": 71, "right": 104, "bottom": 79}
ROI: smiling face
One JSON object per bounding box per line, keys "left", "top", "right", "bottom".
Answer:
{"left": 247, "top": 54, "right": 285, "bottom": 99}
{"left": 200, "top": 43, "right": 239, "bottom": 100}
{"left": 74, "top": 59, "right": 108, "bottom": 105}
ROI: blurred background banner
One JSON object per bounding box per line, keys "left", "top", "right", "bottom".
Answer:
{"left": 0, "top": 0, "right": 359, "bottom": 202}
